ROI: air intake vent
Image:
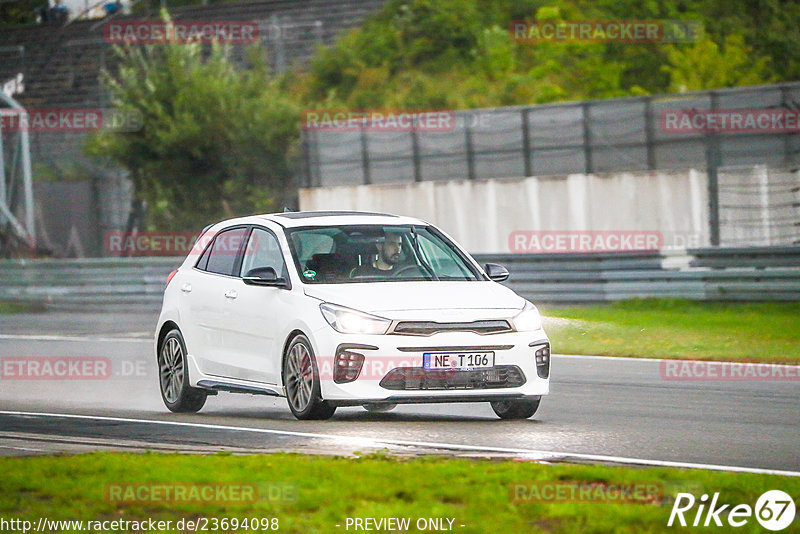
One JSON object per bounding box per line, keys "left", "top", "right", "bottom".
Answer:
{"left": 379, "top": 365, "right": 526, "bottom": 390}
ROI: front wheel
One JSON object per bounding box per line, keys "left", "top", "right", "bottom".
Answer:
{"left": 158, "top": 329, "right": 207, "bottom": 413}
{"left": 283, "top": 335, "right": 336, "bottom": 420}
{"left": 490, "top": 397, "right": 540, "bottom": 420}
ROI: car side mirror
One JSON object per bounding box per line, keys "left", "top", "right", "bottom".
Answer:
{"left": 484, "top": 263, "right": 509, "bottom": 282}
{"left": 243, "top": 267, "right": 290, "bottom": 288}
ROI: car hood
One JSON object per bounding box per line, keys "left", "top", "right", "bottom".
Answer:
{"left": 303, "top": 281, "right": 525, "bottom": 320}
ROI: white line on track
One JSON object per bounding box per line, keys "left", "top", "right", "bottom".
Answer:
{"left": 1, "top": 410, "right": 798, "bottom": 477}
{"left": 555, "top": 354, "right": 800, "bottom": 369}
{"left": 0, "top": 334, "right": 150, "bottom": 343}
{"left": 0, "top": 444, "right": 44, "bottom": 452}
{"left": 2, "top": 334, "right": 797, "bottom": 369}
{"left": 555, "top": 354, "right": 666, "bottom": 362}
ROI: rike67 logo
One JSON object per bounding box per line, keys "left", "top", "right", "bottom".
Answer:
{"left": 668, "top": 490, "right": 796, "bottom": 531}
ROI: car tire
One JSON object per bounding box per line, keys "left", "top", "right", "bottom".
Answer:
{"left": 490, "top": 397, "right": 540, "bottom": 420}
{"left": 158, "top": 329, "right": 207, "bottom": 413}
{"left": 283, "top": 334, "right": 336, "bottom": 420}
{"left": 363, "top": 403, "right": 397, "bottom": 413}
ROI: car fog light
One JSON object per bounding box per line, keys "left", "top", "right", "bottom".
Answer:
{"left": 535, "top": 344, "right": 550, "bottom": 379}
{"left": 334, "top": 350, "right": 365, "bottom": 383}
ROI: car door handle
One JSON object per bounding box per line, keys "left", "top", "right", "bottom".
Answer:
{"left": 224, "top": 289, "right": 238, "bottom": 299}
{"left": 181, "top": 283, "right": 192, "bottom": 293}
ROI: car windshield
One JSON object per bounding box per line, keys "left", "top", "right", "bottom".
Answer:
{"left": 284, "top": 225, "right": 483, "bottom": 283}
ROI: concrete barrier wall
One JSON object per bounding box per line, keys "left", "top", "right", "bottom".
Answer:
{"left": 299, "top": 168, "right": 710, "bottom": 254}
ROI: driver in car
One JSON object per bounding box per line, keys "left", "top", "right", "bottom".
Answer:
{"left": 351, "top": 230, "right": 403, "bottom": 277}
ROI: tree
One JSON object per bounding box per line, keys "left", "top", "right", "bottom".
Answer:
{"left": 661, "top": 33, "right": 775, "bottom": 92}
{"left": 87, "top": 26, "right": 301, "bottom": 231}
{"left": 0, "top": 0, "right": 46, "bottom": 26}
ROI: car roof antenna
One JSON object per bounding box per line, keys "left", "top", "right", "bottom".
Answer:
{"left": 282, "top": 207, "right": 297, "bottom": 213}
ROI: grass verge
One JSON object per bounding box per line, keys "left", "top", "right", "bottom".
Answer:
{"left": 541, "top": 299, "right": 800, "bottom": 363}
{"left": 0, "top": 300, "right": 44, "bottom": 314}
{"left": 0, "top": 452, "right": 798, "bottom": 533}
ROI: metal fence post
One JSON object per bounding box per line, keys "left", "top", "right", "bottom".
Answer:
{"left": 270, "top": 14, "right": 286, "bottom": 74}
{"left": 465, "top": 120, "right": 475, "bottom": 180}
{"left": 411, "top": 128, "right": 422, "bottom": 182}
{"left": 706, "top": 92, "right": 721, "bottom": 246}
{"left": 581, "top": 102, "right": 593, "bottom": 173}
{"left": 301, "top": 130, "right": 313, "bottom": 188}
{"left": 780, "top": 84, "right": 793, "bottom": 168}
{"left": 521, "top": 107, "right": 532, "bottom": 177}
{"left": 644, "top": 96, "right": 655, "bottom": 170}
{"left": 360, "top": 127, "right": 371, "bottom": 185}
{"left": 312, "top": 130, "right": 323, "bottom": 187}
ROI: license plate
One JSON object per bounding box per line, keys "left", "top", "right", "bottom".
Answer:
{"left": 423, "top": 351, "right": 494, "bottom": 370}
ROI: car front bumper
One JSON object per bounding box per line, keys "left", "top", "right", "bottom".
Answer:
{"left": 310, "top": 327, "right": 550, "bottom": 404}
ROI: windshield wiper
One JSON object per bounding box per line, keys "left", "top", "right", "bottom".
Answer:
{"left": 409, "top": 226, "right": 438, "bottom": 280}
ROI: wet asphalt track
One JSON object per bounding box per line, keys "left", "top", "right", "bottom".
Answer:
{"left": 0, "top": 310, "right": 798, "bottom": 474}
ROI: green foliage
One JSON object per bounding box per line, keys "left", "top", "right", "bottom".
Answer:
{"left": 662, "top": 33, "right": 776, "bottom": 92}
{"left": 86, "top": 23, "right": 300, "bottom": 231}
{"left": 81, "top": 1, "right": 795, "bottom": 230}
{"left": 294, "top": 0, "right": 789, "bottom": 110}
{"left": 0, "top": 0, "right": 45, "bottom": 26}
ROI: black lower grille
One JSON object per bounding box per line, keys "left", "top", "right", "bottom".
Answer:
{"left": 379, "top": 365, "right": 526, "bottom": 391}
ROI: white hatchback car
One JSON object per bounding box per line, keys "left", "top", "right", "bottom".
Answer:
{"left": 155, "top": 211, "right": 550, "bottom": 420}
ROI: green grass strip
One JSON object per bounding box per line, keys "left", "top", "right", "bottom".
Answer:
{"left": 1, "top": 452, "right": 798, "bottom": 533}
{"left": 542, "top": 299, "right": 800, "bottom": 363}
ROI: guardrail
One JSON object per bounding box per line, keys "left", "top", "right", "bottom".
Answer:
{"left": 474, "top": 246, "right": 800, "bottom": 303}
{"left": 0, "top": 257, "right": 179, "bottom": 309}
{"left": 0, "top": 247, "right": 799, "bottom": 310}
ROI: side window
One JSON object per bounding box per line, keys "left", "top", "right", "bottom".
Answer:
{"left": 417, "top": 233, "right": 474, "bottom": 279}
{"left": 240, "top": 228, "right": 286, "bottom": 278}
{"left": 291, "top": 231, "right": 334, "bottom": 270}
{"left": 196, "top": 242, "right": 211, "bottom": 271}
{"left": 203, "top": 227, "right": 248, "bottom": 276}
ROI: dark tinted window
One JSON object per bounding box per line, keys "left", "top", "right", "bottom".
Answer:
{"left": 204, "top": 227, "right": 248, "bottom": 276}
{"left": 239, "top": 228, "right": 286, "bottom": 278}
{"left": 195, "top": 241, "right": 212, "bottom": 271}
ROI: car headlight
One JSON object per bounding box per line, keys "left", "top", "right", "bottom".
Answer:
{"left": 511, "top": 301, "right": 542, "bottom": 332}
{"left": 320, "top": 303, "right": 391, "bottom": 335}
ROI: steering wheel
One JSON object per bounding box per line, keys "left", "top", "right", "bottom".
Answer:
{"left": 392, "top": 264, "right": 424, "bottom": 277}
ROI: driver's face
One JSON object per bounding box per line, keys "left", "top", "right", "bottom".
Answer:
{"left": 379, "top": 234, "right": 402, "bottom": 265}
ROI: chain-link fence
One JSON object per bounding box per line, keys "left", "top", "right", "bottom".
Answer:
{"left": 302, "top": 82, "right": 800, "bottom": 246}
{"left": 303, "top": 83, "right": 800, "bottom": 188}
